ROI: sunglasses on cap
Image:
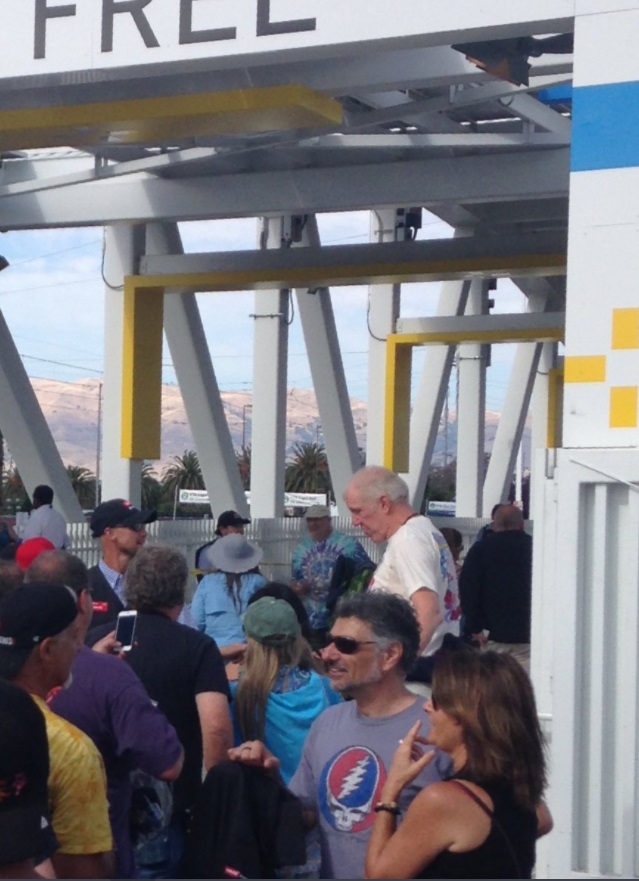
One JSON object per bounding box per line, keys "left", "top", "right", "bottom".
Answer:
{"left": 322, "top": 633, "right": 378, "bottom": 655}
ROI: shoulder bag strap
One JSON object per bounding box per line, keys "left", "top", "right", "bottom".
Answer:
{"left": 449, "top": 780, "right": 523, "bottom": 879}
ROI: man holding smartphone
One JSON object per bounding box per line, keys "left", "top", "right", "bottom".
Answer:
{"left": 88, "top": 544, "right": 232, "bottom": 878}
{"left": 29, "top": 551, "right": 184, "bottom": 880}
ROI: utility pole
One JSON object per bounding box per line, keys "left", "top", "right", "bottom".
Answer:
{"left": 95, "top": 381, "right": 103, "bottom": 507}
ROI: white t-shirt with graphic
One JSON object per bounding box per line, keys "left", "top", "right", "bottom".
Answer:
{"left": 369, "top": 515, "right": 460, "bottom": 654}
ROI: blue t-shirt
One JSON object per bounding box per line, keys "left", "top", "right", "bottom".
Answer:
{"left": 291, "top": 531, "right": 373, "bottom": 630}
{"left": 191, "top": 571, "right": 267, "bottom": 646}
{"left": 231, "top": 667, "right": 341, "bottom": 783}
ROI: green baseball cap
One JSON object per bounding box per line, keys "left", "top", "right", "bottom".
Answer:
{"left": 243, "top": 597, "right": 300, "bottom": 646}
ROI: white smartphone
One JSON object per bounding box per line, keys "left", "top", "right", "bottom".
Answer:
{"left": 114, "top": 610, "right": 138, "bottom": 653}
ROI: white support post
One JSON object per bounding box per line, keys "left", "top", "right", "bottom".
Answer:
{"left": 0, "top": 309, "right": 83, "bottom": 523}
{"left": 537, "top": 7, "right": 639, "bottom": 877}
{"left": 100, "top": 225, "right": 144, "bottom": 505}
{"left": 293, "top": 215, "right": 361, "bottom": 513}
{"left": 249, "top": 217, "right": 289, "bottom": 519}
{"left": 366, "top": 209, "right": 400, "bottom": 465}
{"left": 529, "top": 341, "right": 557, "bottom": 519}
{"left": 406, "top": 277, "right": 472, "bottom": 508}
{"left": 145, "top": 223, "right": 248, "bottom": 517}
{"left": 481, "top": 293, "right": 547, "bottom": 516}
{"left": 455, "top": 279, "right": 488, "bottom": 516}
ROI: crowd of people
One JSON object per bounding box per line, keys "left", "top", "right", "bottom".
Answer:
{"left": 0, "top": 467, "right": 548, "bottom": 880}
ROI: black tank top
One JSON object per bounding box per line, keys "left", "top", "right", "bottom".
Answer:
{"left": 417, "top": 778, "right": 537, "bottom": 879}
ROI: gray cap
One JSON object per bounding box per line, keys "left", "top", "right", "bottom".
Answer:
{"left": 305, "top": 504, "right": 330, "bottom": 519}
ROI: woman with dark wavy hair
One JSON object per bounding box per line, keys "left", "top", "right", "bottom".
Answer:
{"left": 365, "top": 651, "right": 552, "bottom": 879}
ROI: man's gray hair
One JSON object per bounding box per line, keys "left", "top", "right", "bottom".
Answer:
{"left": 347, "top": 466, "right": 409, "bottom": 504}
{"left": 125, "top": 544, "right": 188, "bottom": 612}
{"left": 335, "top": 591, "right": 420, "bottom": 673}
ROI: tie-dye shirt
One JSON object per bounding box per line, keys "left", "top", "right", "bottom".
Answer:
{"left": 32, "top": 695, "right": 112, "bottom": 857}
{"left": 291, "top": 531, "right": 374, "bottom": 630}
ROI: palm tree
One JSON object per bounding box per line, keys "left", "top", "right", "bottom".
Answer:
{"left": 235, "top": 445, "right": 251, "bottom": 491}
{"left": 285, "top": 441, "right": 332, "bottom": 494}
{"left": 141, "top": 462, "right": 164, "bottom": 511}
{"left": 2, "top": 465, "right": 29, "bottom": 512}
{"left": 66, "top": 464, "right": 96, "bottom": 509}
{"left": 161, "top": 450, "right": 204, "bottom": 498}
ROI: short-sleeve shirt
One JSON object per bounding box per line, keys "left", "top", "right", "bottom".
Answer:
{"left": 51, "top": 646, "right": 182, "bottom": 879}
{"left": 31, "top": 695, "right": 112, "bottom": 857}
{"left": 370, "top": 515, "right": 460, "bottom": 654}
{"left": 291, "top": 531, "right": 374, "bottom": 630}
{"left": 21, "top": 505, "right": 69, "bottom": 548}
{"left": 191, "top": 571, "right": 267, "bottom": 645}
{"left": 289, "top": 697, "right": 449, "bottom": 879}
{"left": 88, "top": 611, "right": 230, "bottom": 811}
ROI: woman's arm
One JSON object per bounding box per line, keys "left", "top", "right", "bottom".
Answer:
{"left": 365, "top": 721, "right": 445, "bottom": 878}
{"left": 365, "top": 784, "right": 456, "bottom": 879}
{"left": 190, "top": 580, "right": 207, "bottom": 631}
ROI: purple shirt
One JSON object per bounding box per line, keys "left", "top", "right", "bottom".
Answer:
{"left": 52, "top": 646, "right": 182, "bottom": 879}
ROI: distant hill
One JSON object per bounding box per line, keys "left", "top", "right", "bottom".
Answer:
{"left": 21, "top": 378, "right": 530, "bottom": 474}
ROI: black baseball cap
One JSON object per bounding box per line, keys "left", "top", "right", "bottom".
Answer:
{"left": 90, "top": 498, "right": 157, "bottom": 538}
{"left": 214, "top": 510, "right": 251, "bottom": 536}
{"left": 0, "top": 582, "right": 78, "bottom": 650}
{"left": 0, "top": 679, "right": 56, "bottom": 865}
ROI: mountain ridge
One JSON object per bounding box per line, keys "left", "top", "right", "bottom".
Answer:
{"left": 16, "top": 378, "right": 529, "bottom": 474}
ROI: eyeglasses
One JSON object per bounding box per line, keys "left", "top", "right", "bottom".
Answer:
{"left": 322, "top": 634, "right": 378, "bottom": 655}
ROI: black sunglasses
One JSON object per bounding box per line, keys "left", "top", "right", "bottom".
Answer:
{"left": 322, "top": 634, "right": 377, "bottom": 655}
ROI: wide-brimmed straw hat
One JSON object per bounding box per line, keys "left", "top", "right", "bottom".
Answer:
{"left": 209, "top": 533, "right": 263, "bottom": 574}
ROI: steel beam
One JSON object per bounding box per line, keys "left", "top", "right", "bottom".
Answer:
{"left": 0, "top": 149, "right": 570, "bottom": 230}
{"left": 293, "top": 215, "right": 361, "bottom": 512}
{"left": 249, "top": 218, "right": 289, "bottom": 518}
{"left": 138, "top": 232, "right": 567, "bottom": 292}
{"left": 0, "top": 310, "right": 83, "bottom": 523}
{"left": 145, "top": 223, "right": 249, "bottom": 517}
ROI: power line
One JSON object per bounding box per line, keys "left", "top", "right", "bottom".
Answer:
{"left": 21, "top": 354, "right": 103, "bottom": 375}
{"left": 9, "top": 238, "right": 102, "bottom": 266}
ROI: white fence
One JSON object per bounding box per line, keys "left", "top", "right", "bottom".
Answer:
{"left": 67, "top": 515, "right": 496, "bottom": 600}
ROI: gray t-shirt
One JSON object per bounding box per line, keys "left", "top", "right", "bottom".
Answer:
{"left": 289, "top": 696, "right": 449, "bottom": 879}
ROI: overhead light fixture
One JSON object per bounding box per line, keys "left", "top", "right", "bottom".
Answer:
{"left": 452, "top": 34, "right": 573, "bottom": 87}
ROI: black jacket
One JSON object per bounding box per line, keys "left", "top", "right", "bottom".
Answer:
{"left": 459, "top": 530, "right": 532, "bottom": 643}
{"left": 87, "top": 565, "right": 124, "bottom": 630}
{"left": 188, "top": 761, "right": 306, "bottom": 879}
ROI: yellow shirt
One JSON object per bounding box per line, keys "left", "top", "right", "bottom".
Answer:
{"left": 32, "top": 694, "right": 113, "bottom": 856}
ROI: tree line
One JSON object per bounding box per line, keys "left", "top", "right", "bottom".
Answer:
{"left": 1, "top": 441, "right": 333, "bottom": 517}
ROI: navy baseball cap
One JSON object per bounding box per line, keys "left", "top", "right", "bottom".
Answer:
{"left": 90, "top": 499, "right": 157, "bottom": 538}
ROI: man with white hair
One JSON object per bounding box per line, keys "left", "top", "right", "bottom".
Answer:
{"left": 343, "top": 466, "right": 460, "bottom": 660}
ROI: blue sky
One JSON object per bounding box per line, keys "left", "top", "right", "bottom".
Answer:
{"left": 0, "top": 210, "right": 522, "bottom": 411}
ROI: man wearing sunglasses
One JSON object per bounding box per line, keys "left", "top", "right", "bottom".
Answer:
{"left": 229, "top": 592, "right": 448, "bottom": 879}
{"left": 87, "top": 499, "right": 157, "bottom": 629}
